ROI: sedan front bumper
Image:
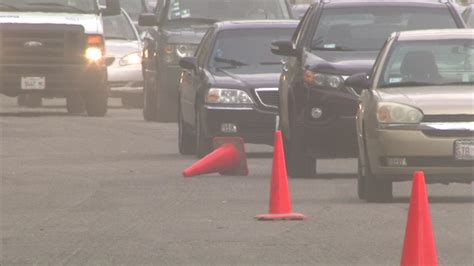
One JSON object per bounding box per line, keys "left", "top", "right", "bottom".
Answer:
{"left": 367, "top": 122, "right": 474, "bottom": 182}
{"left": 107, "top": 64, "right": 143, "bottom": 95}
{"left": 201, "top": 105, "right": 277, "bottom": 145}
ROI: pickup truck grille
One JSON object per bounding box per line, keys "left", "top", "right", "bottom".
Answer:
{"left": 0, "top": 24, "right": 85, "bottom": 64}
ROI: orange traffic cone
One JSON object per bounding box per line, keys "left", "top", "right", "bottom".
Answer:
{"left": 401, "top": 171, "right": 438, "bottom": 266}
{"left": 183, "top": 137, "right": 248, "bottom": 177}
{"left": 256, "top": 131, "right": 306, "bottom": 221}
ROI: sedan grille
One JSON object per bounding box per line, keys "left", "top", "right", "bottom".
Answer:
{"left": 254, "top": 88, "right": 279, "bottom": 109}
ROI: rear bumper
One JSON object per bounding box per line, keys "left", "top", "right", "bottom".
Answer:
{"left": 0, "top": 63, "right": 107, "bottom": 97}
{"left": 201, "top": 105, "right": 277, "bottom": 145}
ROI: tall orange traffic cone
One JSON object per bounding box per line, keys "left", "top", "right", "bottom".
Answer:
{"left": 401, "top": 171, "right": 438, "bottom": 266}
{"left": 256, "top": 131, "right": 306, "bottom": 221}
{"left": 183, "top": 137, "right": 248, "bottom": 177}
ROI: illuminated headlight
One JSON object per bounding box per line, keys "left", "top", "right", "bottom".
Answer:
{"left": 377, "top": 102, "right": 424, "bottom": 124}
{"left": 205, "top": 88, "right": 254, "bottom": 104}
{"left": 119, "top": 52, "right": 141, "bottom": 66}
{"left": 85, "top": 47, "right": 103, "bottom": 62}
{"left": 304, "top": 70, "right": 344, "bottom": 89}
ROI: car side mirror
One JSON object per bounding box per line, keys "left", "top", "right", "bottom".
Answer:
{"left": 179, "top": 57, "right": 197, "bottom": 71}
{"left": 139, "top": 13, "right": 157, "bottom": 27}
{"left": 345, "top": 73, "right": 371, "bottom": 90}
{"left": 101, "top": 0, "right": 121, "bottom": 16}
{"left": 271, "top": 40, "right": 297, "bottom": 57}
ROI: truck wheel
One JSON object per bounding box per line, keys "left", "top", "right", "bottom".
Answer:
{"left": 24, "top": 94, "right": 42, "bottom": 108}
{"left": 195, "top": 109, "right": 212, "bottom": 158}
{"left": 178, "top": 107, "right": 196, "bottom": 155}
{"left": 66, "top": 93, "right": 85, "bottom": 114}
{"left": 143, "top": 73, "right": 158, "bottom": 121}
{"left": 284, "top": 108, "right": 316, "bottom": 178}
{"left": 84, "top": 88, "right": 108, "bottom": 117}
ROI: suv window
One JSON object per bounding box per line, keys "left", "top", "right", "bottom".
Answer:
{"left": 166, "top": 0, "right": 291, "bottom": 21}
{"left": 311, "top": 6, "right": 458, "bottom": 52}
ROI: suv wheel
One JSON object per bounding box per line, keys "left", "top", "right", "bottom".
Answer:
{"left": 66, "top": 93, "right": 85, "bottom": 114}
{"left": 178, "top": 107, "right": 196, "bottom": 155}
{"left": 284, "top": 108, "right": 316, "bottom": 178}
{"left": 84, "top": 87, "right": 108, "bottom": 117}
{"left": 195, "top": 109, "right": 212, "bottom": 158}
{"left": 143, "top": 73, "right": 158, "bottom": 121}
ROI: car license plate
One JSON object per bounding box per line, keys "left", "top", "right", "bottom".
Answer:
{"left": 21, "top": 77, "right": 45, "bottom": 90}
{"left": 454, "top": 140, "right": 474, "bottom": 161}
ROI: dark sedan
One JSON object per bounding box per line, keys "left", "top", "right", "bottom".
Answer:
{"left": 177, "top": 20, "right": 298, "bottom": 157}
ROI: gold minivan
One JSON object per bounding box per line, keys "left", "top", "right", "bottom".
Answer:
{"left": 346, "top": 29, "right": 474, "bottom": 202}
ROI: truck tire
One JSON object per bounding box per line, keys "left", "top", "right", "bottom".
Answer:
{"left": 284, "top": 108, "right": 316, "bottom": 178}
{"left": 66, "top": 93, "right": 85, "bottom": 114}
{"left": 84, "top": 87, "right": 108, "bottom": 117}
{"left": 143, "top": 73, "right": 158, "bottom": 121}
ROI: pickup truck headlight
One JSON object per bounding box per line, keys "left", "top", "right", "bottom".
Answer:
{"left": 377, "top": 102, "right": 424, "bottom": 124}
{"left": 85, "top": 35, "right": 105, "bottom": 63}
{"left": 304, "top": 70, "right": 344, "bottom": 89}
{"left": 119, "top": 52, "right": 141, "bottom": 66}
{"left": 163, "top": 44, "right": 197, "bottom": 64}
{"left": 205, "top": 88, "right": 254, "bottom": 105}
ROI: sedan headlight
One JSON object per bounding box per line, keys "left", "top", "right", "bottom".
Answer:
{"left": 205, "top": 88, "right": 254, "bottom": 104}
{"left": 377, "top": 102, "right": 424, "bottom": 124}
{"left": 304, "top": 70, "right": 344, "bottom": 89}
{"left": 119, "top": 52, "right": 142, "bottom": 66}
{"left": 163, "top": 43, "right": 197, "bottom": 64}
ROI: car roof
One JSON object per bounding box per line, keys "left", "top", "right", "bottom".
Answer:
{"left": 322, "top": 0, "right": 451, "bottom": 8}
{"left": 397, "top": 29, "right": 474, "bottom": 41}
{"left": 214, "top": 20, "right": 299, "bottom": 31}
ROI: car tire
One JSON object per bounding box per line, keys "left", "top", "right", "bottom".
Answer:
{"left": 24, "top": 94, "right": 42, "bottom": 108}
{"left": 195, "top": 109, "right": 213, "bottom": 158}
{"left": 284, "top": 107, "right": 316, "bottom": 178}
{"left": 66, "top": 93, "right": 85, "bottom": 114}
{"left": 84, "top": 87, "right": 108, "bottom": 117}
{"left": 143, "top": 73, "right": 158, "bottom": 121}
{"left": 178, "top": 107, "right": 196, "bottom": 155}
{"left": 361, "top": 131, "right": 393, "bottom": 202}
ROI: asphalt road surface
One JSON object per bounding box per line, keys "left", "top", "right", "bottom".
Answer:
{"left": 1, "top": 96, "right": 473, "bottom": 265}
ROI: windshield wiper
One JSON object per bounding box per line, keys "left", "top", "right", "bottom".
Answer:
{"left": 380, "top": 81, "right": 437, "bottom": 88}
{"left": 0, "top": 3, "right": 20, "bottom": 11}
{"left": 259, "top": 62, "right": 281, "bottom": 65}
{"left": 170, "top": 17, "right": 219, "bottom": 24}
{"left": 313, "top": 46, "right": 353, "bottom": 51}
{"left": 26, "top": 3, "right": 87, "bottom": 13}
{"left": 214, "top": 57, "right": 248, "bottom": 67}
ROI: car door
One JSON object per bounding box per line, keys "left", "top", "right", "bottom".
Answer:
{"left": 181, "top": 28, "right": 215, "bottom": 128}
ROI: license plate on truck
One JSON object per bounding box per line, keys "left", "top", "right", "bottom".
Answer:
{"left": 21, "top": 77, "right": 45, "bottom": 90}
{"left": 455, "top": 140, "right": 474, "bottom": 161}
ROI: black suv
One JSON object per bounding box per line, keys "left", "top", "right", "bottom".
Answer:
{"left": 139, "top": 0, "right": 293, "bottom": 122}
{"left": 272, "top": 0, "right": 466, "bottom": 177}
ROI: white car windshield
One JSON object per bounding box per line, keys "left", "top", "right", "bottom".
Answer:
{"left": 380, "top": 39, "right": 474, "bottom": 88}
{"left": 167, "top": 0, "right": 291, "bottom": 21}
{"left": 0, "top": 0, "right": 97, "bottom": 13}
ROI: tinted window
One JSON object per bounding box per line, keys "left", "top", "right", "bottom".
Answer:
{"left": 379, "top": 39, "right": 474, "bottom": 88}
{"left": 209, "top": 28, "right": 295, "bottom": 74}
{"left": 103, "top": 14, "right": 137, "bottom": 40}
{"left": 0, "top": 0, "right": 97, "bottom": 13}
{"left": 311, "top": 7, "right": 458, "bottom": 52}
{"left": 167, "top": 0, "right": 291, "bottom": 20}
